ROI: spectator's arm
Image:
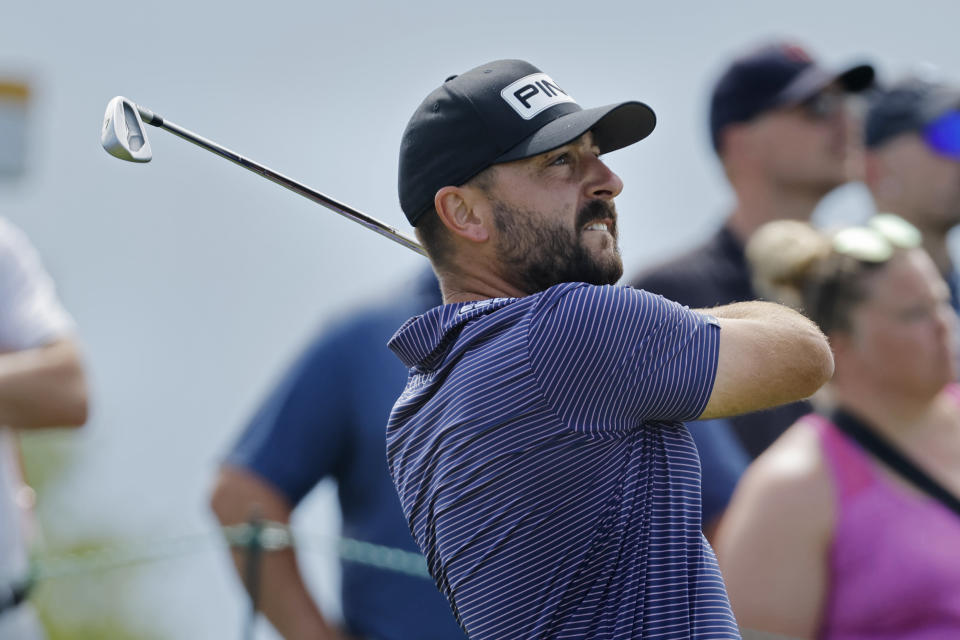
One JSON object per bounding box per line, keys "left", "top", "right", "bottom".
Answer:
{"left": 713, "top": 425, "right": 832, "bottom": 638}
{"left": 699, "top": 301, "right": 833, "bottom": 420}
{"left": 210, "top": 465, "right": 350, "bottom": 640}
{"left": 0, "top": 337, "right": 87, "bottom": 429}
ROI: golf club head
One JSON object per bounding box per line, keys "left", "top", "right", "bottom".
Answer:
{"left": 101, "top": 96, "right": 152, "bottom": 162}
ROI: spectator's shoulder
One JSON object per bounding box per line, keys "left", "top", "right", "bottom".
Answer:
{"left": 0, "top": 217, "right": 27, "bottom": 247}
{"left": 0, "top": 217, "right": 44, "bottom": 271}
{"left": 739, "top": 422, "right": 828, "bottom": 505}
{"left": 628, "top": 227, "right": 739, "bottom": 308}
{"left": 631, "top": 235, "right": 719, "bottom": 288}
{"left": 320, "top": 292, "right": 437, "bottom": 345}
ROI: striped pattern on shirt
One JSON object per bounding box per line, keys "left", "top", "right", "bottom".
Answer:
{"left": 387, "top": 283, "right": 741, "bottom": 639}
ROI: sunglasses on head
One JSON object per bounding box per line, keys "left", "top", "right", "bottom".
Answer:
{"left": 831, "top": 213, "right": 923, "bottom": 263}
{"left": 923, "top": 109, "right": 960, "bottom": 159}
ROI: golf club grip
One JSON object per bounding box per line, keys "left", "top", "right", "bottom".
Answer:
{"left": 145, "top": 115, "right": 427, "bottom": 257}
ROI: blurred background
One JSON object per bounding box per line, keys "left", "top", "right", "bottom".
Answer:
{"left": 2, "top": 0, "right": 959, "bottom": 637}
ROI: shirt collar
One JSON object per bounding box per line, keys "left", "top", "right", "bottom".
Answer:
{"left": 389, "top": 296, "right": 516, "bottom": 369}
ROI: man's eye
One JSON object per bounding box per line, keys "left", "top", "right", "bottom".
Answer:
{"left": 550, "top": 153, "right": 570, "bottom": 166}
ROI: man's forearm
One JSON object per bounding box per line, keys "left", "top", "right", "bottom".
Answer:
{"left": 0, "top": 338, "right": 88, "bottom": 428}
{"left": 211, "top": 467, "right": 343, "bottom": 640}
{"left": 227, "top": 546, "right": 340, "bottom": 640}
{"left": 698, "top": 301, "right": 834, "bottom": 420}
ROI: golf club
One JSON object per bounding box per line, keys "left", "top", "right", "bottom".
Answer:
{"left": 100, "top": 96, "right": 426, "bottom": 256}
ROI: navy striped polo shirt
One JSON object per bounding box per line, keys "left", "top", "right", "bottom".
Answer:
{"left": 386, "top": 282, "right": 741, "bottom": 639}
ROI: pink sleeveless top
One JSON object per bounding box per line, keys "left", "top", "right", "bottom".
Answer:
{"left": 804, "top": 404, "right": 960, "bottom": 640}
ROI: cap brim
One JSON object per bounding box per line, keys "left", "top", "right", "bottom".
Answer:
{"left": 495, "top": 101, "right": 656, "bottom": 163}
{"left": 837, "top": 64, "right": 876, "bottom": 93}
{"left": 776, "top": 63, "right": 875, "bottom": 106}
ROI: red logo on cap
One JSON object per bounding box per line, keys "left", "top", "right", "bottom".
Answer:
{"left": 781, "top": 44, "right": 812, "bottom": 63}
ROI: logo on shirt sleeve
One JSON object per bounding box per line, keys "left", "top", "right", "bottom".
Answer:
{"left": 702, "top": 313, "right": 720, "bottom": 327}
{"left": 501, "top": 73, "right": 576, "bottom": 120}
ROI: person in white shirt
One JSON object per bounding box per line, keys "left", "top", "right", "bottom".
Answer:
{"left": 0, "top": 217, "right": 87, "bottom": 639}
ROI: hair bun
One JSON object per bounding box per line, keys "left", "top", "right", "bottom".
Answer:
{"left": 746, "top": 220, "right": 831, "bottom": 309}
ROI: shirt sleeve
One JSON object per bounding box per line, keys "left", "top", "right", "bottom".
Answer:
{"left": 225, "top": 328, "right": 354, "bottom": 506}
{"left": 528, "top": 284, "right": 720, "bottom": 437}
{"left": 0, "top": 219, "right": 74, "bottom": 350}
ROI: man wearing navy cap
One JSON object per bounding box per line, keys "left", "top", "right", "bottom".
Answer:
{"left": 631, "top": 41, "right": 875, "bottom": 467}
{"left": 387, "top": 58, "right": 834, "bottom": 639}
{"left": 863, "top": 75, "right": 960, "bottom": 312}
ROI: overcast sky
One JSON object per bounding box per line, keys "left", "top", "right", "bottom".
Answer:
{"left": 3, "top": 1, "right": 959, "bottom": 637}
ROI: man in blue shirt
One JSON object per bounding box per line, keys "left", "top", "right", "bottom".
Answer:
{"left": 387, "top": 59, "right": 834, "bottom": 639}
{"left": 209, "top": 270, "right": 463, "bottom": 640}
{"left": 862, "top": 75, "right": 960, "bottom": 314}
{"left": 631, "top": 40, "right": 875, "bottom": 468}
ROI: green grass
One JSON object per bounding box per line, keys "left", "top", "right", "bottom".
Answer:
{"left": 18, "top": 431, "right": 163, "bottom": 640}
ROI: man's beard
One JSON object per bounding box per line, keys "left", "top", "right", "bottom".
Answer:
{"left": 492, "top": 198, "right": 623, "bottom": 293}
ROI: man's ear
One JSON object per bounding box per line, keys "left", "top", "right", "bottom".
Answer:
{"left": 721, "top": 122, "right": 753, "bottom": 160}
{"left": 434, "top": 185, "right": 490, "bottom": 244}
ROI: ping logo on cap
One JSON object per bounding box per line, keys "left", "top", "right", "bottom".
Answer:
{"left": 501, "top": 73, "right": 576, "bottom": 120}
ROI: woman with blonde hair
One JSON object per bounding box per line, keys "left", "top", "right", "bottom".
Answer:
{"left": 716, "top": 214, "right": 960, "bottom": 639}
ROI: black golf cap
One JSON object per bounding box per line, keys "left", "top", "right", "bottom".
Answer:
{"left": 710, "top": 42, "right": 875, "bottom": 153}
{"left": 864, "top": 76, "right": 960, "bottom": 148}
{"left": 398, "top": 59, "right": 657, "bottom": 226}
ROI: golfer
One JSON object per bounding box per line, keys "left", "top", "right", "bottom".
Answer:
{"left": 386, "top": 59, "right": 834, "bottom": 639}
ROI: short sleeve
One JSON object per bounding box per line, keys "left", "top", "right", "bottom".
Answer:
{"left": 225, "top": 329, "right": 354, "bottom": 506}
{"left": 528, "top": 284, "right": 720, "bottom": 436}
{"left": 0, "top": 219, "right": 74, "bottom": 350}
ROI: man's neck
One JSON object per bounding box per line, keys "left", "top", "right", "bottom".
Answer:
{"left": 726, "top": 181, "right": 825, "bottom": 243}
{"left": 872, "top": 200, "right": 955, "bottom": 276}
{"left": 922, "top": 233, "right": 955, "bottom": 277}
{"left": 439, "top": 270, "right": 528, "bottom": 304}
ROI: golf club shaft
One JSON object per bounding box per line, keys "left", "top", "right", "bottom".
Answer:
{"left": 136, "top": 106, "right": 427, "bottom": 257}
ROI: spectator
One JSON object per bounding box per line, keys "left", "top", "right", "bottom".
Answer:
{"left": 717, "top": 215, "right": 960, "bottom": 638}
{"left": 0, "top": 217, "right": 88, "bottom": 639}
{"left": 863, "top": 74, "right": 960, "bottom": 312}
{"left": 209, "top": 269, "right": 463, "bottom": 640}
{"left": 630, "top": 42, "right": 875, "bottom": 509}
